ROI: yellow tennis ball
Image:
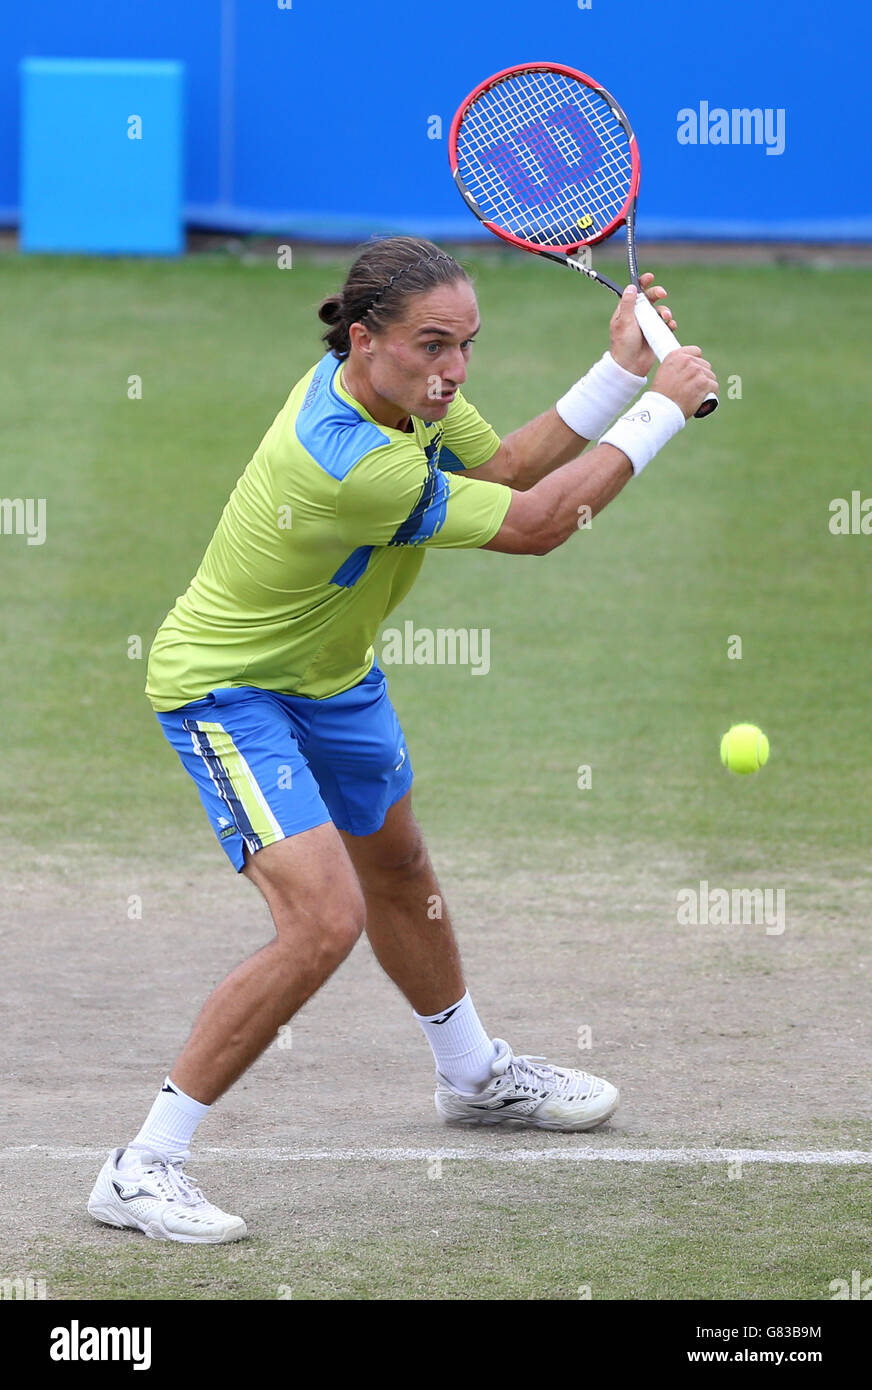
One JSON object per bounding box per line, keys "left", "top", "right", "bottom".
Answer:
{"left": 720, "top": 723, "right": 770, "bottom": 775}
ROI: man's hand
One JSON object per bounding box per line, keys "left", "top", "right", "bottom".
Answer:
{"left": 651, "top": 346, "right": 719, "bottom": 420}
{"left": 609, "top": 273, "right": 676, "bottom": 376}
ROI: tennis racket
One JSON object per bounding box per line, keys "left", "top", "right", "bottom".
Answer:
{"left": 449, "top": 62, "right": 718, "bottom": 419}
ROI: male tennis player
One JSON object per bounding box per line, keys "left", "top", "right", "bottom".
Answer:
{"left": 88, "top": 236, "right": 717, "bottom": 1242}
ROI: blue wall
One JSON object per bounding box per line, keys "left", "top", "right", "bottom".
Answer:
{"left": 3, "top": 0, "right": 870, "bottom": 241}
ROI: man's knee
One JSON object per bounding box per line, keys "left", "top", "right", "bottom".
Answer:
{"left": 270, "top": 885, "right": 366, "bottom": 964}
{"left": 242, "top": 826, "right": 366, "bottom": 956}
{"left": 261, "top": 889, "right": 367, "bottom": 978}
{"left": 366, "top": 830, "right": 431, "bottom": 884}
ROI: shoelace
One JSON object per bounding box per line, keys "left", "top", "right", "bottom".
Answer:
{"left": 504, "top": 1054, "right": 593, "bottom": 1102}
{"left": 143, "top": 1156, "right": 207, "bottom": 1208}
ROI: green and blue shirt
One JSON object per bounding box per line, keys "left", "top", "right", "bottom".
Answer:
{"left": 145, "top": 352, "right": 512, "bottom": 710}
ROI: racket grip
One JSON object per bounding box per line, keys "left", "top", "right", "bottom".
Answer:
{"left": 633, "top": 292, "right": 719, "bottom": 419}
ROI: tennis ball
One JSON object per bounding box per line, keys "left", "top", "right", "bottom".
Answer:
{"left": 720, "top": 723, "right": 770, "bottom": 775}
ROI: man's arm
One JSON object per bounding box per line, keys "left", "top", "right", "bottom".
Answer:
{"left": 473, "top": 275, "right": 677, "bottom": 492}
{"left": 482, "top": 441, "right": 634, "bottom": 554}
{"left": 473, "top": 407, "right": 590, "bottom": 492}
{"left": 482, "top": 348, "right": 719, "bottom": 557}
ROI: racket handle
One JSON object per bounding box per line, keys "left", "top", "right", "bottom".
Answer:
{"left": 633, "top": 292, "right": 719, "bottom": 419}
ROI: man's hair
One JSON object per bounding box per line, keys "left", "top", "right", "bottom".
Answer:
{"left": 318, "top": 236, "right": 469, "bottom": 359}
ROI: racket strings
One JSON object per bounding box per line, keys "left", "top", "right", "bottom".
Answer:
{"left": 455, "top": 70, "right": 633, "bottom": 247}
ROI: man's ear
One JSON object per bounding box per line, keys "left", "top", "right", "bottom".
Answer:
{"left": 348, "top": 321, "right": 373, "bottom": 357}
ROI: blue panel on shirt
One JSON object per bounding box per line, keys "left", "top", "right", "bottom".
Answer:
{"left": 331, "top": 544, "right": 375, "bottom": 588}
{"left": 438, "top": 446, "right": 466, "bottom": 472}
{"left": 295, "top": 354, "right": 390, "bottom": 480}
{"left": 389, "top": 467, "right": 449, "bottom": 546}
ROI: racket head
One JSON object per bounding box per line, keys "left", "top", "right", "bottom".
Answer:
{"left": 449, "top": 62, "right": 640, "bottom": 256}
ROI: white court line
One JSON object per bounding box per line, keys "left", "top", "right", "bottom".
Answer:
{"left": 4, "top": 1145, "right": 871, "bottom": 1165}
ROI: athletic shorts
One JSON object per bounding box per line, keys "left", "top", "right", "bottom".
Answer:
{"left": 154, "top": 661, "right": 413, "bottom": 871}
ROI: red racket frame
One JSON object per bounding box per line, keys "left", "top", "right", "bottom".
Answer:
{"left": 448, "top": 61, "right": 641, "bottom": 257}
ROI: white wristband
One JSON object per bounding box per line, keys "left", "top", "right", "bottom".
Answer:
{"left": 599, "top": 390, "right": 686, "bottom": 476}
{"left": 555, "top": 351, "right": 648, "bottom": 442}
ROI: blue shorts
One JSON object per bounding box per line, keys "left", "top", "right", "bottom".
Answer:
{"left": 155, "top": 662, "right": 413, "bottom": 871}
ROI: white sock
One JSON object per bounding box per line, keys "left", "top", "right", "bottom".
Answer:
{"left": 414, "top": 990, "right": 498, "bottom": 1092}
{"left": 118, "top": 1076, "right": 211, "bottom": 1171}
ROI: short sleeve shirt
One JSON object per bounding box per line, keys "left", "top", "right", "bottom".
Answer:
{"left": 145, "top": 352, "right": 512, "bottom": 709}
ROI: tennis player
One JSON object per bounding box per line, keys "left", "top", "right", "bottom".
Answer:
{"left": 88, "top": 236, "right": 717, "bottom": 1242}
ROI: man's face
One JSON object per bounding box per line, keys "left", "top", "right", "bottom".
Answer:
{"left": 356, "top": 280, "right": 480, "bottom": 424}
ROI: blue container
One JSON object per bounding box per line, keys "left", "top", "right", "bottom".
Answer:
{"left": 20, "top": 58, "right": 184, "bottom": 254}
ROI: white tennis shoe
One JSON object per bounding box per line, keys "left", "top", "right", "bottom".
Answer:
{"left": 87, "top": 1147, "right": 247, "bottom": 1244}
{"left": 435, "top": 1038, "right": 619, "bottom": 1132}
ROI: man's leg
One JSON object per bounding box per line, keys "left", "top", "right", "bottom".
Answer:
{"left": 127, "top": 819, "right": 364, "bottom": 1153}
{"left": 337, "top": 788, "right": 463, "bottom": 1017}
{"left": 88, "top": 820, "right": 365, "bottom": 1242}
{"left": 339, "top": 789, "right": 620, "bottom": 1130}
{"left": 337, "top": 789, "right": 500, "bottom": 1092}
{"left": 170, "top": 821, "right": 366, "bottom": 1104}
